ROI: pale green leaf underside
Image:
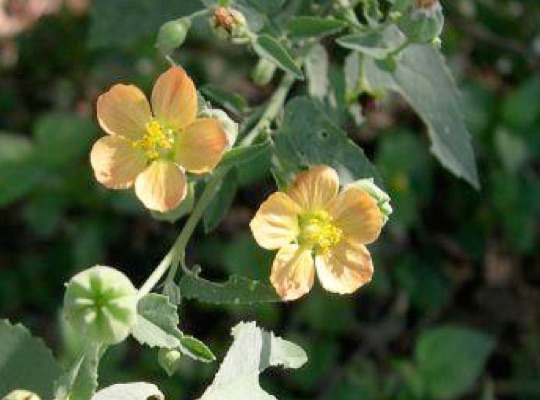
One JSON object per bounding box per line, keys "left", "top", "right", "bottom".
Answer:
{"left": 363, "top": 45, "right": 480, "bottom": 188}
{"left": 92, "top": 382, "right": 164, "bottom": 400}
{"left": 198, "top": 322, "right": 307, "bottom": 400}
{"left": 0, "top": 319, "right": 62, "bottom": 399}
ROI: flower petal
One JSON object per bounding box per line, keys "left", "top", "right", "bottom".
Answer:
{"left": 287, "top": 165, "right": 339, "bottom": 211}
{"left": 90, "top": 136, "right": 147, "bottom": 189}
{"left": 271, "top": 244, "right": 315, "bottom": 301}
{"left": 175, "top": 118, "right": 228, "bottom": 174}
{"left": 96, "top": 84, "right": 151, "bottom": 139}
{"left": 315, "top": 241, "right": 373, "bottom": 294}
{"left": 134, "top": 160, "right": 187, "bottom": 212}
{"left": 151, "top": 66, "right": 197, "bottom": 129}
{"left": 328, "top": 186, "right": 383, "bottom": 245}
{"left": 250, "top": 192, "right": 301, "bottom": 250}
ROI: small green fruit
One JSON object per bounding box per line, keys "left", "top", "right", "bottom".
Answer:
{"left": 158, "top": 348, "right": 183, "bottom": 376}
{"left": 156, "top": 18, "right": 191, "bottom": 55}
{"left": 251, "top": 58, "right": 277, "bottom": 86}
{"left": 63, "top": 266, "right": 137, "bottom": 345}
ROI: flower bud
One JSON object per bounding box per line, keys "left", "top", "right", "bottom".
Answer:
{"left": 349, "top": 178, "right": 393, "bottom": 225}
{"left": 158, "top": 348, "right": 183, "bottom": 376}
{"left": 63, "top": 266, "right": 137, "bottom": 345}
{"left": 251, "top": 58, "right": 277, "bottom": 86}
{"left": 199, "top": 108, "right": 238, "bottom": 148}
{"left": 2, "top": 390, "right": 40, "bottom": 400}
{"left": 211, "top": 7, "right": 250, "bottom": 44}
{"left": 398, "top": 0, "right": 444, "bottom": 44}
{"left": 156, "top": 18, "right": 191, "bottom": 55}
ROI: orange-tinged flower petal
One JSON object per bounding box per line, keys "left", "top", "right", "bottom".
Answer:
{"left": 96, "top": 84, "right": 152, "bottom": 139}
{"left": 328, "top": 186, "right": 383, "bottom": 245}
{"left": 287, "top": 165, "right": 339, "bottom": 211}
{"left": 151, "top": 66, "right": 197, "bottom": 129}
{"left": 134, "top": 160, "right": 187, "bottom": 212}
{"left": 175, "top": 118, "right": 228, "bottom": 174}
{"left": 270, "top": 244, "right": 315, "bottom": 301}
{"left": 250, "top": 192, "right": 301, "bottom": 250}
{"left": 315, "top": 241, "right": 373, "bottom": 294}
{"left": 90, "top": 136, "right": 147, "bottom": 189}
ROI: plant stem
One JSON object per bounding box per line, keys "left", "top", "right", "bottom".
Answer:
{"left": 137, "top": 168, "right": 227, "bottom": 298}
{"left": 240, "top": 73, "right": 295, "bottom": 146}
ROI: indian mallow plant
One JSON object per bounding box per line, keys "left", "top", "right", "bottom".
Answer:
{"left": 1, "top": 1, "right": 481, "bottom": 399}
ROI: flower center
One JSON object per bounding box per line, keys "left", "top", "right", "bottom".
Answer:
{"left": 133, "top": 120, "right": 174, "bottom": 160}
{"left": 298, "top": 210, "right": 342, "bottom": 253}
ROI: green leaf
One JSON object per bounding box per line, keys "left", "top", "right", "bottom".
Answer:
{"left": 305, "top": 43, "right": 329, "bottom": 101}
{"left": 244, "top": 0, "right": 286, "bottom": 15}
{"left": 179, "top": 336, "right": 216, "bottom": 363}
{"left": 286, "top": 16, "right": 347, "bottom": 38}
{"left": 254, "top": 35, "right": 303, "bottom": 79}
{"left": 92, "top": 382, "right": 163, "bottom": 400}
{"left": 88, "top": 0, "right": 200, "bottom": 48}
{"left": 274, "top": 96, "right": 381, "bottom": 186}
{"left": 198, "top": 322, "right": 307, "bottom": 400}
{"left": 0, "top": 320, "right": 62, "bottom": 398}
{"left": 364, "top": 45, "right": 480, "bottom": 188}
{"left": 203, "top": 169, "right": 238, "bottom": 233}
{"left": 337, "top": 25, "right": 405, "bottom": 59}
{"left": 0, "top": 133, "right": 33, "bottom": 162}
{"left": 130, "top": 294, "right": 182, "bottom": 349}
{"left": 219, "top": 137, "right": 272, "bottom": 169}
{"left": 415, "top": 326, "right": 495, "bottom": 400}
{"left": 200, "top": 85, "right": 248, "bottom": 116}
{"left": 34, "top": 112, "right": 96, "bottom": 168}
{"left": 179, "top": 273, "right": 280, "bottom": 304}
{"left": 54, "top": 344, "right": 102, "bottom": 400}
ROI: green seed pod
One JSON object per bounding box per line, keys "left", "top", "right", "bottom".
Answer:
{"left": 158, "top": 348, "right": 183, "bottom": 376}
{"left": 251, "top": 58, "right": 277, "bottom": 86}
{"left": 2, "top": 391, "right": 40, "bottom": 400}
{"left": 63, "top": 266, "right": 137, "bottom": 345}
{"left": 349, "top": 178, "right": 393, "bottom": 225}
{"left": 199, "top": 108, "right": 238, "bottom": 148}
{"left": 156, "top": 18, "right": 191, "bottom": 55}
{"left": 398, "top": 1, "right": 444, "bottom": 44}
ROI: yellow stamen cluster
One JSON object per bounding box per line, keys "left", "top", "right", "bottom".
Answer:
{"left": 298, "top": 210, "right": 342, "bottom": 253}
{"left": 133, "top": 120, "right": 173, "bottom": 160}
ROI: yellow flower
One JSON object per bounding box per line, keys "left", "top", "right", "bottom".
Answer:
{"left": 250, "top": 166, "right": 384, "bottom": 301}
{"left": 90, "top": 66, "right": 228, "bottom": 212}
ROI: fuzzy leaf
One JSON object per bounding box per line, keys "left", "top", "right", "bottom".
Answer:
{"left": 130, "top": 294, "right": 182, "bottom": 349}
{"left": 286, "top": 16, "right": 347, "bottom": 38}
{"left": 179, "top": 273, "right": 280, "bottom": 304}
{"left": 274, "top": 96, "right": 381, "bottom": 186}
{"left": 0, "top": 320, "right": 62, "bottom": 398}
{"left": 254, "top": 35, "right": 303, "bottom": 79}
{"left": 364, "top": 45, "right": 480, "bottom": 188}
{"left": 198, "top": 322, "right": 307, "bottom": 400}
{"left": 92, "top": 382, "right": 163, "bottom": 400}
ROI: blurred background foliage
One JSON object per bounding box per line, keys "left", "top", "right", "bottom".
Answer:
{"left": 0, "top": 0, "right": 539, "bottom": 399}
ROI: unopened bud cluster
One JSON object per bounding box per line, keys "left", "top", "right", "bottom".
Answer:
{"left": 397, "top": 0, "right": 444, "bottom": 44}
{"left": 211, "top": 7, "right": 250, "bottom": 44}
